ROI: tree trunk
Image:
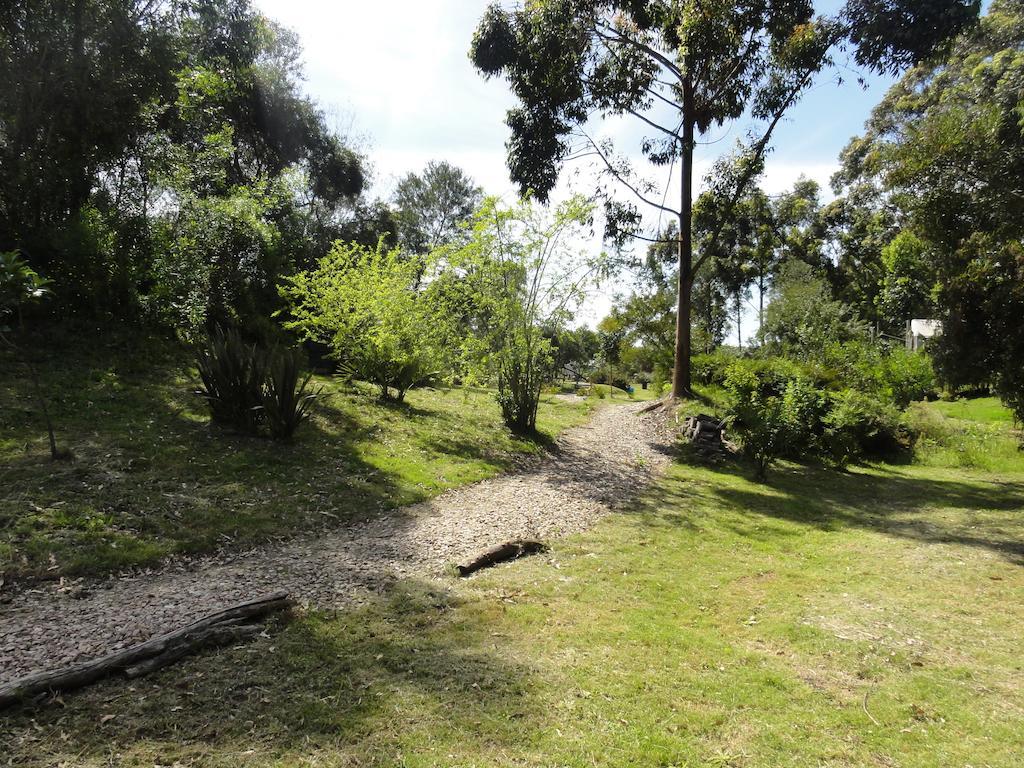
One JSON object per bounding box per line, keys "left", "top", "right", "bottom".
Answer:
{"left": 671, "top": 81, "right": 696, "bottom": 399}
{"left": 736, "top": 294, "right": 743, "bottom": 350}
{"left": 758, "top": 273, "right": 765, "bottom": 332}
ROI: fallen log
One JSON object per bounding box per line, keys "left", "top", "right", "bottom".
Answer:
{"left": 0, "top": 591, "right": 292, "bottom": 710}
{"left": 456, "top": 540, "right": 547, "bottom": 577}
{"left": 123, "top": 624, "right": 262, "bottom": 678}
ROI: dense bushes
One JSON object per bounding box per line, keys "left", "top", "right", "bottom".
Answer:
{"left": 195, "top": 327, "right": 318, "bottom": 440}
{"left": 821, "top": 342, "right": 938, "bottom": 408}
{"left": 724, "top": 357, "right": 908, "bottom": 477}
{"left": 822, "top": 389, "right": 905, "bottom": 466}
{"left": 724, "top": 364, "right": 819, "bottom": 479}
{"left": 691, "top": 348, "right": 740, "bottom": 386}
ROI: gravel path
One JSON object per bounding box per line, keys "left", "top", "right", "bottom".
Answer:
{"left": 0, "top": 402, "right": 673, "bottom": 684}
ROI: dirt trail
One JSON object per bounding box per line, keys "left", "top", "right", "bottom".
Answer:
{"left": 0, "top": 402, "right": 673, "bottom": 683}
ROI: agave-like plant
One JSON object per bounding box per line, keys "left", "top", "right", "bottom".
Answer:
{"left": 196, "top": 326, "right": 320, "bottom": 440}
{"left": 195, "top": 326, "right": 266, "bottom": 435}
{"left": 259, "top": 346, "right": 321, "bottom": 440}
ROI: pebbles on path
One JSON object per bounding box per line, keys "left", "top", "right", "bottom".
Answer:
{"left": 0, "top": 402, "right": 673, "bottom": 683}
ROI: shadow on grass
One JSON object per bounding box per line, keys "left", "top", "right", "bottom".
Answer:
{"left": 0, "top": 346, "right": 411, "bottom": 583}
{"left": 0, "top": 580, "right": 538, "bottom": 765}
{"left": 651, "top": 454, "right": 1024, "bottom": 565}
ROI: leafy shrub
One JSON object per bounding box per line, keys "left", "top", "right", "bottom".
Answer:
{"left": 282, "top": 240, "right": 444, "bottom": 403}
{"left": 724, "top": 357, "right": 910, "bottom": 475}
{"left": 195, "top": 326, "right": 318, "bottom": 440}
{"left": 878, "top": 348, "right": 938, "bottom": 407}
{"left": 823, "top": 389, "right": 906, "bottom": 466}
{"left": 835, "top": 342, "right": 938, "bottom": 407}
{"left": 651, "top": 363, "right": 670, "bottom": 397}
{"left": 691, "top": 349, "right": 739, "bottom": 386}
{"left": 726, "top": 378, "right": 813, "bottom": 480}
{"left": 1, "top": 250, "right": 50, "bottom": 326}
{"left": 723, "top": 357, "right": 805, "bottom": 401}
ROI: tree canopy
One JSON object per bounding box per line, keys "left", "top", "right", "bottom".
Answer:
{"left": 0, "top": 0, "right": 370, "bottom": 333}
{"left": 837, "top": 0, "right": 1024, "bottom": 422}
{"left": 470, "top": 0, "right": 980, "bottom": 396}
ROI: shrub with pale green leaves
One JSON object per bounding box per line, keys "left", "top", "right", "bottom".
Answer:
{"left": 282, "top": 240, "right": 447, "bottom": 402}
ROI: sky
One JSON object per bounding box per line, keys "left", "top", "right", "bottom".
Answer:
{"left": 254, "top": 0, "right": 896, "bottom": 337}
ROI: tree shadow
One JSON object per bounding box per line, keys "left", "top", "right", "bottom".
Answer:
{"left": 0, "top": 348, "right": 410, "bottom": 585}
{"left": 662, "top": 456, "right": 1024, "bottom": 565}
{"left": 0, "top": 579, "right": 539, "bottom": 764}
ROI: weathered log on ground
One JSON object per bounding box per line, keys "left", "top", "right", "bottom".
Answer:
{"left": 0, "top": 591, "right": 292, "bottom": 710}
{"left": 638, "top": 398, "right": 668, "bottom": 414}
{"left": 123, "top": 624, "right": 262, "bottom": 678}
{"left": 456, "top": 540, "right": 547, "bottom": 577}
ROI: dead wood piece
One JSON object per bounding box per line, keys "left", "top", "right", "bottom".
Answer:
{"left": 638, "top": 398, "right": 668, "bottom": 414}
{"left": 124, "top": 624, "right": 262, "bottom": 678}
{"left": 456, "top": 540, "right": 547, "bottom": 577}
{"left": 0, "top": 591, "right": 291, "bottom": 710}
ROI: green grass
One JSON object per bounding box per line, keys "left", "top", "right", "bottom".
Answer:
{"left": 4, "top": 396, "right": 1022, "bottom": 766}
{"left": 907, "top": 398, "right": 1023, "bottom": 473}
{"left": 929, "top": 396, "right": 1017, "bottom": 426}
{"left": 578, "top": 382, "right": 661, "bottom": 401}
{"left": 0, "top": 341, "right": 592, "bottom": 582}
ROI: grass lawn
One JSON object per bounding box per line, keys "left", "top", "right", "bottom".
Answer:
{"left": 0, "top": 339, "right": 592, "bottom": 582}
{"left": 570, "top": 382, "right": 662, "bottom": 402}
{"left": 4, "top": 398, "right": 1022, "bottom": 766}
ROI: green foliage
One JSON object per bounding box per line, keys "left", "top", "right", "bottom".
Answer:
{"left": 392, "top": 161, "right": 482, "bottom": 255}
{"left": 549, "top": 326, "right": 600, "bottom": 382}
{"left": 448, "top": 196, "right": 601, "bottom": 434}
{"left": 877, "top": 230, "right": 935, "bottom": 328}
{"left": 195, "top": 326, "right": 318, "bottom": 440}
{"left": 0, "top": 250, "right": 50, "bottom": 327}
{"left": 838, "top": 0, "right": 1024, "bottom": 427}
{"left": 196, "top": 326, "right": 266, "bottom": 434}
{"left": 823, "top": 389, "right": 905, "bottom": 466}
{"left": 725, "top": 372, "right": 812, "bottom": 480}
{"left": 855, "top": 345, "right": 938, "bottom": 408}
{"left": 1, "top": 0, "right": 366, "bottom": 329}
{"left": 691, "top": 349, "right": 740, "bottom": 386}
{"left": 259, "top": 347, "right": 319, "bottom": 441}
{"left": 471, "top": 0, "right": 974, "bottom": 394}
{"left": 817, "top": 186, "right": 898, "bottom": 329}
{"left": 150, "top": 184, "right": 285, "bottom": 338}
{"left": 724, "top": 356, "right": 910, "bottom": 475}
{"left": 282, "top": 240, "right": 445, "bottom": 402}
{"left": 932, "top": 236, "right": 1024, "bottom": 429}
{"left": 759, "top": 260, "right": 867, "bottom": 356}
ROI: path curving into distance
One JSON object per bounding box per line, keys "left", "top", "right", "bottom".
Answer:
{"left": 0, "top": 402, "right": 674, "bottom": 683}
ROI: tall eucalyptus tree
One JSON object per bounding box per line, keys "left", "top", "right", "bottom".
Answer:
{"left": 470, "top": 0, "right": 979, "bottom": 396}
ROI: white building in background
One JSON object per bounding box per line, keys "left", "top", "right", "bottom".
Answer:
{"left": 907, "top": 319, "right": 942, "bottom": 351}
